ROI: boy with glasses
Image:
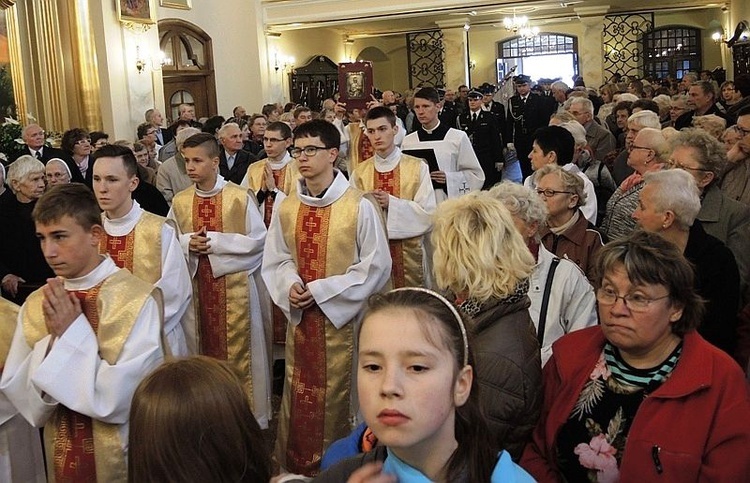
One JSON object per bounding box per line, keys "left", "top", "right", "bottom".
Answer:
{"left": 262, "top": 120, "right": 391, "bottom": 476}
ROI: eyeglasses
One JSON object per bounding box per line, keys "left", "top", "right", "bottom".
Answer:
{"left": 596, "top": 287, "right": 670, "bottom": 312}
{"left": 536, "top": 188, "right": 574, "bottom": 198}
{"left": 75, "top": 138, "right": 91, "bottom": 145}
{"left": 290, "top": 145, "right": 330, "bottom": 158}
{"left": 628, "top": 145, "right": 652, "bottom": 153}
{"left": 263, "top": 137, "right": 288, "bottom": 143}
{"left": 667, "top": 160, "right": 711, "bottom": 173}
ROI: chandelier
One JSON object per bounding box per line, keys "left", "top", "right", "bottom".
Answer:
{"left": 503, "top": 11, "right": 539, "bottom": 39}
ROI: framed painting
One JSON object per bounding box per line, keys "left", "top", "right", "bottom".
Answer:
{"left": 338, "top": 61, "right": 373, "bottom": 111}
{"left": 117, "top": 0, "right": 156, "bottom": 24}
{"left": 160, "top": 0, "right": 192, "bottom": 10}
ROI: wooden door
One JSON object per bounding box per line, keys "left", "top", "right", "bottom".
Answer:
{"left": 163, "top": 77, "right": 210, "bottom": 124}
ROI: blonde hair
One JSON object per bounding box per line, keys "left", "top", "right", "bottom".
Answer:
{"left": 534, "top": 164, "right": 586, "bottom": 208}
{"left": 432, "top": 192, "right": 534, "bottom": 301}
{"left": 691, "top": 114, "right": 726, "bottom": 140}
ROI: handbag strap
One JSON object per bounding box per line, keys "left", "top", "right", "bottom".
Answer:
{"left": 537, "top": 257, "right": 561, "bottom": 347}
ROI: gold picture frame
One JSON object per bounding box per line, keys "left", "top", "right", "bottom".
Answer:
{"left": 117, "top": 0, "right": 156, "bottom": 24}
{"left": 159, "top": 0, "right": 192, "bottom": 10}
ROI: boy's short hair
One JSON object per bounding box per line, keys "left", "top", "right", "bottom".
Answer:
{"left": 532, "top": 126, "right": 575, "bottom": 165}
{"left": 92, "top": 144, "right": 139, "bottom": 177}
{"left": 182, "top": 132, "right": 221, "bottom": 158}
{"left": 414, "top": 87, "right": 441, "bottom": 104}
{"left": 265, "top": 121, "right": 292, "bottom": 140}
{"left": 33, "top": 183, "right": 101, "bottom": 231}
{"left": 365, "top": 106, "right": 397, "bottom": 126}
{"left": 293, "top": 119, "right": 340, "bottom": 149}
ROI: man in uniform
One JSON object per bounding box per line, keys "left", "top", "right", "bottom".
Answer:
{"left": 457, "top": 89, "right": 504, "bottom": 189}
{"left": 506, "top": 74, "right": 555, "bottom": 179}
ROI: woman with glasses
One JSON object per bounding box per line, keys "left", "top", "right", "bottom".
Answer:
{"left": 44, "top": 158, "right": 72, "bottom": 187}
{"left": 535, "top": 164, "right": 603, "bottom": 281}
{"left": 632, "top": 169, "right": 739, "bottom": 357}
{"left": 521, "top": 230, "right": 750, "bottom": 482}
{"left": 61, "top": 127, "right": 93, "bottom": 186}
{"left": 600, "top": 127, "right": 667, "bottom": 242}
{"left": 668, "top": 128, "right": 750, "bottom": 291}
{"left": 490, "top": 182, "right": 597, "bottom": 367}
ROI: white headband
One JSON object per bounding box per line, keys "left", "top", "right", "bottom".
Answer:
{"left": 390, "top": 287, "right": 469, "bottom": 367}
{"left": 47, "top": 158, "right": 72, "bottom": 179}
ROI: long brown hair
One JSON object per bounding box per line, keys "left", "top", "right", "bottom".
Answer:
{"left": 128, "top": 356, "right": 271, "bottom": 482}
{"left": 363, "top": 289, "right": 496, "bottom": 482}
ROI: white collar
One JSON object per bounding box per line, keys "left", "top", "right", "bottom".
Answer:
{"left": 422, "top": 120, "right": 442, "bottom": 134}
{"left": 195, "top": 175, "right": 227, "bottom": 197}
{"left": 102, "top": 200, "right": 143, "bottom": 236}
{"left": 374, "top": 147, "right": 402, "bottom": 172}
{"left": 63, "top": 256, "right": 118, "bottom": 291}
{"left": 267, "top": 152, "right": 292, "bottom": 170}
{"left": 297, "top": 170, "right": 349, "bottom": 207}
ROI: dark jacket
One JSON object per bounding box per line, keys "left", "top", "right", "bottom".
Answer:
{"left": 457, "top": 109, "right": 504, "bottom": 189}
{"left": 674, "top": 103, "right": 730, "bottom": 130}
{"left": 219, "top": 149, "right": 256, "bottom": 185}
{"left": 469, "top": 295, "right": 542, "bottom": 461}
{"left": 9, "top": 145, "right": 85, "bottom": 184}
{"left": 684, "top": 221, "right": 740, "bottom": 356}
{"left": 521, "top": 327, "right": 750, "bottom": 482}
{"left": 0, "top": 196, "right": 54, "bottom": 303}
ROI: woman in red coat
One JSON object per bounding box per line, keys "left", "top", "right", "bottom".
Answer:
{"left": 521, "top": 230, "right": 750, "bottom": 482}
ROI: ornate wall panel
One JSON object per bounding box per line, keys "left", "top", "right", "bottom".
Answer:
{"left": 406, "top": 30, "right": 445, "bottom": 88}
{"left": 603, "top": 13, "right": 654, "bottom": 80}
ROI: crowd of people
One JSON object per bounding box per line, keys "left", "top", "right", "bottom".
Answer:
{"left": 0, "top": 69, "right": 748, "bottom": 482}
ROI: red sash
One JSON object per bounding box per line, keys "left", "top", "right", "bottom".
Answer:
{"left": 193, "top": 193, "right": 228, "bottom": 359}
{"left": 269, "top": 168, "right": 289, "bottom": 345}
{"left": 54, "top": 287, "right": 102, "bottom": 482}
{"left": 286, "top": 204, "right": 329, "bottom": 476}
{"left": 101, "top": 233, "right": 135, "bottom": 272}
{"left": 375, "top": 169, "right": 405, "bottom": 288}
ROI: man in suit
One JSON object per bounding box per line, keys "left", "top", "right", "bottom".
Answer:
{"left": 9, "top": 124, "right": 84, "bottom": 183}
{"left": 218, "top": 122, "right": 256, "bottom": 185}
{"left": 457, "top": 89, "right": 504, "bottom": 189}
{"left": 507, "top": 75, "right": 556, "bottom": 179}
{"left": 437, "top": 88, "right": 457, "bottom": 128}
{"left": 145, "top": 108, "right": 173, "bottom": 146}
{"left": 566, "top": 97, "right": 616, "bottom": 162}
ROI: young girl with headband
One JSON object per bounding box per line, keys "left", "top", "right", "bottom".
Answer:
{"left": 314, "top": 287, "right": 534, "bottom": 482}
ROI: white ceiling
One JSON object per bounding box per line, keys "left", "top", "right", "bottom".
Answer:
{"left": 262, "top": 0, "right": 728, "bottom": 36}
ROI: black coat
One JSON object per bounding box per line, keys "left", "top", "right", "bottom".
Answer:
{"left": 219, "top": 149, "right": 256, "bottom": 185}
{"left": 8, "top": 145, "right": 85, "bottom": 184}
{"left": 0, "top": 196, "right": 54, "bottom": 303}
{"left": 685, "top": 220, "right": 740, "bottom": 356}
{"left": 457, "top": 110, "right": 504, "bottom": 189}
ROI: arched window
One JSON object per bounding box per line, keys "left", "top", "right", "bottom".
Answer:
{"left": 643, "top": 26, "right": 701, "bottom": 79}
{"left": 497, "top": 33, "right": 578, "bottom": 84}
{"left": 158, "top": 19, "right": 217, "bottom": 122}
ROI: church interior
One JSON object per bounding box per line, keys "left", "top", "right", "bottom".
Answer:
{"left": 0, "top": 0, "right": 747, "bottom": 146}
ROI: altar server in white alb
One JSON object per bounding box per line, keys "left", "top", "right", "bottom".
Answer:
{"left": 92, "top": 144, "right": 193, "bottom": 355}
{"left": 402, "top": 86, "right": 484, "bottom": 202}
{"left": 0, "top": 184, "right": 164, "bottom": 483}
{"left": 350, "top": 105, "right": 437, "bottom": 288}
{"left": 262, "top": 120, "right": 391, "bottom": 476}
{"left": 167, "top": 133, "right": 272, "bottom": 429}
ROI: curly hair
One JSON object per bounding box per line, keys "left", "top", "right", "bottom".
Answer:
{"left": 669, "top": 128, "right": 727, "bottom": 182}
{"left": 432, "top": 191, "right": 535, "bottom": 301}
